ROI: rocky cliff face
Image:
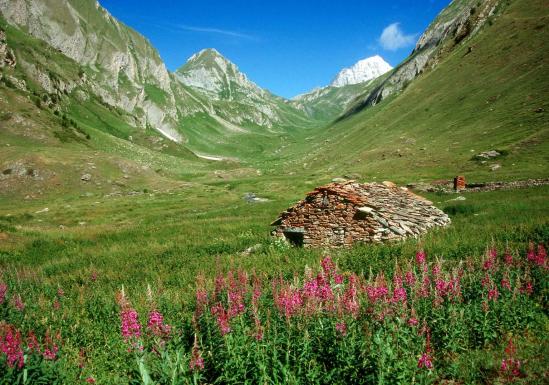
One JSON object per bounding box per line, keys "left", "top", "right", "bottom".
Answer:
{"left": 0, "top": 0, "right": 183, "bottom": 141}
{"left": 0, "top": 28, "right": 15, "bottom": 69}
{"left": 355, "top": 0, "right": 500, "bottom": 110}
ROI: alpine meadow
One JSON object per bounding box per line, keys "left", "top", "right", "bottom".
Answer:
{"left": 0, "top": 0, "right": 548, "bottom": 384}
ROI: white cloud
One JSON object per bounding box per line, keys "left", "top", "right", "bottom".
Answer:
{"left": 379, "top": 23, "right": 416, "bottom": 51}
{"left": 177, "top": 24, "right": 257, "bottom": 40}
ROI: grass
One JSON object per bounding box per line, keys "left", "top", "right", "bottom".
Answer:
{"left": 0, "top": 186, "right": 547, "bottom": 383}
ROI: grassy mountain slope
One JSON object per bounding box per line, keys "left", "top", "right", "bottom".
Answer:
{"left": 289, "top": 0, "right": 548, "bottom": 184}
{"left": 290, "top": 77, "right": 387, "bottom": 122}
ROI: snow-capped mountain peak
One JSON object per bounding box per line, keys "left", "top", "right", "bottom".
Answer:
{"left": 330, "top": 55, "right": 392, "bottom": 87}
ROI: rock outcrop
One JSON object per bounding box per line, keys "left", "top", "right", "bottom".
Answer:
{"left": 345, "top": 0, "right": 500, "bottom": 115}
{"left": 0, "top": 0, "right": 183, "bottom": 140}
{"left": 272, "top": 181, "right": 450, "bottom": 248}
{"left": 0, "top": 29, "right": 15, "bottom": 68}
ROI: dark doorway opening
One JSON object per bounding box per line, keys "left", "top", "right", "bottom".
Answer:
{"left": 283, "top": 227, "right": 305, "bottom": 247}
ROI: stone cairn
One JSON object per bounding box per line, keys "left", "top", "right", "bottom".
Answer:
{"left": 271, "top": 181, "right": 451, "bottom": 248}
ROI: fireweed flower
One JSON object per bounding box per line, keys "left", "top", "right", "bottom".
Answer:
{"left": 335, "top": 322, "right": 347, "bottom": 336}
{"left": 488, "top": 287, "right": 500, "bottom": 302}
{"left": 254, "top": 316, "right": 264, "bottom": 341}
{"left": 120, "top": 307, "right": 141, "bottom": 344}
{"left": 189, "top": 336, "right": 204, "bottom": 371}
{"left": 483, "top": 247, "right": 497, "bottom": 270}
{"left": 342, "top": 274, "right": 360, "bottom": 317}
{"left": 12, "top": 294, "right": 25, "bottom": 311}
{"left": 211, "top": 303, "right": 231, "bottom": 335}
{"left": 0, "top": 324, "right": 24, "bottom": 369}
{"left": 432, "top": 263, "right": 442, "bottom": 277}
{"left": 408, "top": 308, "right": 419, "bottom": 327}
{"left": 504, "top": 250, "right": 513, "bottom": 266}
{"left": 147, "top": 310, "right": 171, "bottom": 338}
{"left": 415, "top": 250, "right": 426, "bottom": 266}
{"left": 500, "top": 337, "right": 522, "bottom": 378}
{"left": 418, "top": 353, "right": 433, "bottom": 369}
{"left": 321, "top": 256, "right": 336, "bottom": 278}
{"left": 252, "top": 275, "right": 262, "bottom": 309}
{"left": 392, "top": 286, "right": 407, "bottom": 303}
{"left": 0, "top": 282, "right": 7, "bottom": 304}
{"left": 214, "top": 274, "right": 225, "bottom": 299}
{"left": 418, "top": 332, "right": 434, "bottom": 369}
{"left": 26, "top": 331, "right": 40, "bottom": 354}
{"left": 405, "top": 270, "right": 416, "bottom": 286}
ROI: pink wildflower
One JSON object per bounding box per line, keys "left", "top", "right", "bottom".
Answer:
{"left": 392, "top": 286, "right": 407, "bottom": 303}
{"left": 520, "top": 281, "right": 533, "bottom": 295}
{"left": 56, "top": 287, "right": 64, "bottom": 298}
{"left": 147, "top": 310, "right": 171, "bottom": 337}
{"left": 12, "top": 294, "right": 25, "bottom": 311}
{"left": 42, "top": 346, "right": 58, "bottom": 360}
{"left": 85, "top": 377, "right": 96, "bottom": 384}
{"left": 0, "top": 282, "right": 7, "bottom": 304}
{"left": 405, "top": 270, "right": 416, "bottom": 286}
{"left": 417, "top": 353, "right": 433, "bottom": 369}
{"left": 501, "top": 275, "right": 511, "bottom": 291}
{"left": 488, "top": 287, "right": 499, "bottom": 301}
{"left": 432, "top": 263, "right": 442, "bottom": 277}
{"left": 435, "top": 279, "right": 449, "bottom": 297}
{"left": 26, "top": 331, "right": 40, "bottom": 354}
{"left": 211, "top": 303, "right": 231, "bottom": 335}
{"left": 418, "top": 331, "right": 434, "bottom": 369}
{"left": 227, "top": 289, "right": 245, "bottom": 318}
{"left": 418, "top": 272, "right": 430, "bottom": 298}
{"left": 335, "top": 322, "right": 347, "bottom": 336}
{"left": 334, "top": 274, "right": 344, "bottom": 285}
{"left": 342, "top": 274, "right": 360, "bottom": 317}
{"left": 254, "top": 316, "right": 264, "bottom": 341}
{"left": 252, "top": 275, "right": 262, "bottom": 310}
{"left": 500, "top": 338, "right": 522, "bottom": 379}
{"left": 321, "top": 256, "right": 336, "bottom": 278}
{"left": 189, "top": 336, "right": 204, "bottom": 371}
{"left": 503, "top": 250, "right": 513, "bottom": 266}
{"left": 0, "top": 324, "right": 24, "bottom": 369}
{"left": 483, "top": 247, "right": 498, "bottom": 270}
{"left": 408, "top": 308, "right": 419, "bottom": 327}
{"left": 195, "top": 289, "right": 208, "bottom": 317}
{"left": 120, "top": 308, "right": 141, "bottom": 342}
{"left": 415, "top": 250, "right": 426, "bottom": 266}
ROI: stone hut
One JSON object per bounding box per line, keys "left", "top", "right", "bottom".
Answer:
{"left": 271, "top": 181, "right": 450, "bottom": 248}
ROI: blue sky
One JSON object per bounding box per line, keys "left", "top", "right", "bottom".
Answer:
{"left": 100, "top": 0, "right": 450, "bottom": 98}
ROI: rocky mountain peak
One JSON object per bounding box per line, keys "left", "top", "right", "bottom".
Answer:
{"left": 330, "top": 55, "right": 393, "bottom": 87}
{"left": 176, "top": 48, "right": 261, "bottom": 99}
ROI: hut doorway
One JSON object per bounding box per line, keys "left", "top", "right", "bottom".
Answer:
{"left": 283, "top": 227, "right": 305, "bottom": 247}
